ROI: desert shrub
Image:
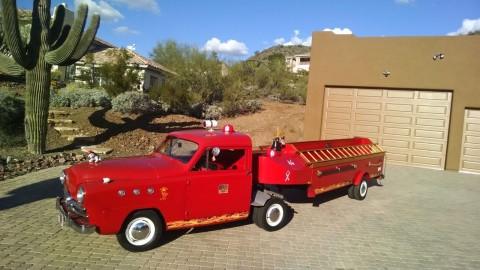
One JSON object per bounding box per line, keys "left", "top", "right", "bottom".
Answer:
{"left": 221, "top": 80, "right": 263, "bottom": 117}
{"left": 0, "top": 91, "right": 25, "bottom": 146}
{"left": 203, "top": 105, "right": 223, "bottom": 120}
{"left": 50, "top": 91, "right": 70, "bottom": 107}
{"left": 50, "top": 88, "right": 111, "bottom": 108}
{"left": 149, "top": 83, "right": 190, "bottom": 114}
{"left": 112, "top": 91, "right": 166, "bottom": 114}
{"left": 64, "top": 82, "right": 87, "bottom": 91}
{"left": 98, "top": 49, "right": 141, "bottom": 97}
{"left": 222, "top": 98, "right": 263, "bottom": 117}
{"left": 244, "top": 99, "right": 262, "bottom": 113}
{"left": 151, "top": 40, "right": 224, "bottom": 107}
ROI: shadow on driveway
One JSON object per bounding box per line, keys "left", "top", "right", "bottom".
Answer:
{"left": 0, "top": 177, "right": 62, "bottom": 211}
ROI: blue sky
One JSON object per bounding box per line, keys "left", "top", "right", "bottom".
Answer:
{"left": 15, "top": 0, "right": 480, "bottom": 59}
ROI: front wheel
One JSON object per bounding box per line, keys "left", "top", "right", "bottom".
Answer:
{"left": 253, "top": 198, "right": 291, "bottom": 231}
{"left": 117, "top": 210, "right": 163, "bottom": 252}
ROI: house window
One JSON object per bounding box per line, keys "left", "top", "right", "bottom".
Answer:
{"left": 300, "top": 57, "right": 310, "bottom": 64}
{"left": 150, "top": 75, "right": 158, "bottom": 88}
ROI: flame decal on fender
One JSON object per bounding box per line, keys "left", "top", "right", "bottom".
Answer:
{"left": 166, "top": 212, "right": 249, "bottom": 230}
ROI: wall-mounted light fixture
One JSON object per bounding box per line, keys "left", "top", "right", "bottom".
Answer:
{"left": 382, "top": 70, "right": 391, "bottom": 77}
{"left": 433, "top": 53, "right": 445, "bottom": 60}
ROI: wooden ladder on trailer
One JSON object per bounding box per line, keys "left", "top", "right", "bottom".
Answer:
{"left": 298, "top": 144, "right": 385, "bottom": 166}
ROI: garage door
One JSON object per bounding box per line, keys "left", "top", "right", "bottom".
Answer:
{"left": 459, "top": 109, "right": 480, "bottom": 174}
{"left": 321, "top": 87, "right": 452, "bottom": 169}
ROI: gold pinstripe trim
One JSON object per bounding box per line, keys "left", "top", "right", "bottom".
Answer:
{"left": 314, "top": 181, "right": 352, "bottom": 195}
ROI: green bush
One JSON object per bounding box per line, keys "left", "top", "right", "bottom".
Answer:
{"left": 149, "top": 83, "right": 189, "bottom": 114}
{"left": 112, "top": 91, "right": 167, "bottom": 114}
{"left": 0, "top": 91, "right": 25, "bottom": 146}
{"left": 203, "top": 105, "right": 223, "bottom": 120}
{"left": 50, "top": 88, "right": 111, "bottom": 108}
{"left": 221, "top": 81, "right": 263, "bottom": 117}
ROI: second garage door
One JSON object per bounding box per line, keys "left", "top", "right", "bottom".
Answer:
{"left": 459, "top": 109, "right": 480, "bottom": 174}
{"left": 321, "top": 87, "right": 452, "bottom": 169}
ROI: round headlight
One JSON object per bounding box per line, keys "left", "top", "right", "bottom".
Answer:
{"left": 59, "top": 171, "right": 66, "bottom": 185}
{"left": 77, "top": 186, "right": 86, "bottom": 204}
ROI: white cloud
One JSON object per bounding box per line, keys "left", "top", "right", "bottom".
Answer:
{"left": 274, "top": 30, "right": 312, "bottom": 46}
{"left": 112, "top": 0, "right": 160, "bottom": 14}
{"left": 74, "top": 0, "right": 124, "bottom": 22}
{"left": 114, "top": 26, "right": 140, "bottom": 35}
{"left": 322, "top": 27, "right": 353, "bottom": 35}
{"left": 395, "top": 0, "right": 414, "bottom": 4}
{"left": 274, "top": 38, "right": 285, "bottom": 45}
{"left": 203, "top": 38, "right": 248, "bottom": 56}
{"left": 126, "top": 44, "right": 136, "bottom": 51}
{"left": 447, "top": 18, "right": 480, "bottom": 35}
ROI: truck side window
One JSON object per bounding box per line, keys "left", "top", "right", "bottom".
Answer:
{"left": 193, "top": 148, "right": 246, "bottom": 171}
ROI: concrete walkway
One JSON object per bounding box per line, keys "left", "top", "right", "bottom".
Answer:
{"left": 0, "top": 164, "right": 479, "bottom": 269}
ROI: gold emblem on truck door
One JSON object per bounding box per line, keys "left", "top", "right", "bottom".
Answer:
{"left": 159, "top": 187, "right": 168, "bottom": 200}
{"left": 218, "top": 184, "right": 229, "bottom": 194}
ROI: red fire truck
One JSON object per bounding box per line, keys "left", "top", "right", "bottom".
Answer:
{"left": 57, "top": 123, "right": 385, "bottom": 251}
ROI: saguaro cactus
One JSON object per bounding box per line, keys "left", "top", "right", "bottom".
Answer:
{"left": 0, "top": 0, "right": 100, "bottom": 154}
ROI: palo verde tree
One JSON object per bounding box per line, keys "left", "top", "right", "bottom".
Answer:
{"left": 0, "top": 0, "right": 100, "bottom": 154}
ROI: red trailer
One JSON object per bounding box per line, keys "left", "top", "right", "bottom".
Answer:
{"left": 57, "top": 123, "right": 385, "bottom": 251}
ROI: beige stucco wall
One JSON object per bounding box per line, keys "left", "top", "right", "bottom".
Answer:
{"left": 304, "top": 32, "right": 480, "bottom": 171}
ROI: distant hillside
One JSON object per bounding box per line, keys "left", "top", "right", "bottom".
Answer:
{"left": 249, "top": 45, "right": 310, "bottom": 61}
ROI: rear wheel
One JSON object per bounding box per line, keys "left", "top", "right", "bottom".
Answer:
{"left": 353, "top": 179, "right": 368, "bottom": 200}
{"left": 117, "top": 210, "right": 163, "bottom": 252}
{"left": 253, "top": 198, "right": 290, "bottom": 231}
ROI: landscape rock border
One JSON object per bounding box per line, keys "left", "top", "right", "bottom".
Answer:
{"left": 0, "top": 152, "right": 87, "bottom": 181}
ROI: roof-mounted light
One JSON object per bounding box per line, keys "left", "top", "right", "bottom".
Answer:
{"left": 223, "top": 124, "right": 235, "bottom": 133}
{"left": 203, "top": 120, "right": 218, "bottom": 131}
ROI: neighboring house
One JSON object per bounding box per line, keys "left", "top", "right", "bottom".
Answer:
{"left": 304, "top": 31, "right": 480, "bottom": 174}
{"left": 73, "top": 46, "right": 175, "bottom": 92}
{"left": 55, "top": 37, "right": 116, "bottom": 82}
{"left": 285, "top": 54, "right": 310, "bottom": 73}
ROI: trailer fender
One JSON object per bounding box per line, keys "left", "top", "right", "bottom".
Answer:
{"left": 352, "top": 170, "right": 367, "bottom": 186}
{"left": 251, "top": 190, "right": 272, "bottom": 207}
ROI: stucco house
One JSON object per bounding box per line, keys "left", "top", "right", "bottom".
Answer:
{"left": 286, "top": 53, "right": 310, "bottom": 73}
{"left": 71, "top": 42, "right": 175, "bottom": 92}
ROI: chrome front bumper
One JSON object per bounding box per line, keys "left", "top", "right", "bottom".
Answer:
{"left": 56, "top": 197, "right": 96, "bottom": 234}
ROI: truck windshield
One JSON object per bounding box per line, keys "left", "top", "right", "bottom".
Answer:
{"left": 156, "top": 137, "right": 198, "bottom": 163}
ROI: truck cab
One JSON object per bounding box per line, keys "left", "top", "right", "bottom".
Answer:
{"left": 165, "top": 127, "right": 253, "bottom": 225}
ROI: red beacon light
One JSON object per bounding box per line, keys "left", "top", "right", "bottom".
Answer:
{"left": 223, "top": 124, "right": 235, "bottom": 133}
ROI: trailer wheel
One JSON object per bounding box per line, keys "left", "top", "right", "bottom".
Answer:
{"left": 253, "top": 198, "right": 290, "bottom": 231}
{"left": 353, "top": 179, "right": 368, "bottom": 200}
{"left": 347, "top": 185, "right": 355, "bottom": 199}
{"left": 117, "top": 210, "right": 163, "bottom": 252}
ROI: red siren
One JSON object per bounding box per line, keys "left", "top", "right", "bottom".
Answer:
{"left": 223, "top": 124, "right": 235, "bottom": 133}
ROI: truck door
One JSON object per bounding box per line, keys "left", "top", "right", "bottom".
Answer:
{"left": 187, "top": 147, "right": 252, "bottom": 219}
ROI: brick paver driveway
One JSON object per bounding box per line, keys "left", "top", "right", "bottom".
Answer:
{"left": 0, "top": 164, "right": 479, "bottom": 269}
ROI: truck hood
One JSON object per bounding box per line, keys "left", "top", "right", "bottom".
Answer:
{"left": 65, "top": 154, "right": 183, "bottom": 191}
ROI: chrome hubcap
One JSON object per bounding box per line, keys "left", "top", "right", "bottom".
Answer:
{"left": 360, "top": 181, "right": 367, "bottom": 197}
{"left": 266, "top": 203, "right": 284, "bottom": 227}
{"left": 126, "top": 218, "right": 155, "bottom": 246}
{"left": 131, "top": 222, "right": 150, "bottom": 240}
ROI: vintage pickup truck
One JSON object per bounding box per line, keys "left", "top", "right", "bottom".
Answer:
{"left": 57, "top": 122, "right": 385, "bottom": 251}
